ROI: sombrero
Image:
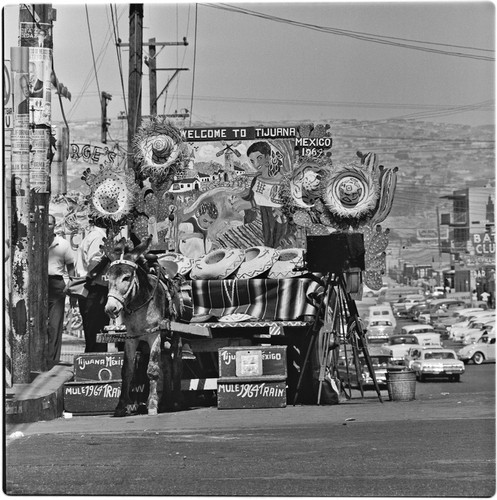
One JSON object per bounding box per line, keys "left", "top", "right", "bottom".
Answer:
{"left": 267, "top": 248, "right": 306, "bottom": 279}
{"left": 190, "top": 248, "right": 244, "bottom": 280}
{"left": 158, "top": 252, "right": 193, "bottom": 276}
{"left": 322, "top": 163, "right": 380, "bottom": 220}
{"left": 234, "top": 246, "right": 279, "bottom": 280}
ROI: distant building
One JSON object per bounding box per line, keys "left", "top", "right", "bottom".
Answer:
{"left": 440, "top": 182, "right": 495, "bottom": 294}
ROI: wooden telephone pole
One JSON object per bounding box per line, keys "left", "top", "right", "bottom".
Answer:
{"left": 145, "top": 37, "right": 189, "bottom": 118}
{"left": 122, "top": 9, "right": 189, "bottom": 164}
{"left": 127, "top": 4, "right": 143, "bottom": 173}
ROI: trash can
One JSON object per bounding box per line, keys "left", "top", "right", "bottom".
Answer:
{"left": 386, "top": 368, "right": 416, "bottom": 401}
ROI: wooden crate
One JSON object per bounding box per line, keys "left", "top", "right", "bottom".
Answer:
{"left": 218, "top": 346, "right": 287, "bottom": 378}
{"left": 63, "top": 380, "right": 122, "bottom": 414}
{"left": 217, "top": 376, "right": 287, "bottom": 409}
{"left": 63, "top": 379, "right": 150, "bottom": 415}
{"left": 73, "top": 353, "right": 124, "bottom": 382}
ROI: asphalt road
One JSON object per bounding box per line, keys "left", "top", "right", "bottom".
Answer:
{"left": 5, "top": 297, "right": 495, "bottom": 496}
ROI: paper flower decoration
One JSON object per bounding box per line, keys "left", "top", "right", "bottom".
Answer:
{"left": 86, "top": 165, "right": 138, "bottom": 223}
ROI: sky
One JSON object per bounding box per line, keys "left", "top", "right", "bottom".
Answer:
{"left": 2, "top": 1, "right": 495, "bottom": 127}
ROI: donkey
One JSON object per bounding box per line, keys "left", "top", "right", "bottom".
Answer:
{"left": 105, "top": 236, "right": 184, "bottom": 417}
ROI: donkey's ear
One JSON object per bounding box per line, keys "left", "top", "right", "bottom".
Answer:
{"left": 130, "top": 235, "right": 153, "bottom": 260}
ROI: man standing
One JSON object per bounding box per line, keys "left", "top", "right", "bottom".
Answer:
{"left": 77, "top": 218, "right": 109, "bottom": 353}
{"left": 48, "top": 214, "right": 75, "bottom": 368}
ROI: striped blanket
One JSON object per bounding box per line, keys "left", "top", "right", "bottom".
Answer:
{"left": 191, "top": 278, "right": 321, "bottom": 321}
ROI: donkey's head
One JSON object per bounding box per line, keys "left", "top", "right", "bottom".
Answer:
{"left": 104, "top": 235, "right": 153, "bottom": 319}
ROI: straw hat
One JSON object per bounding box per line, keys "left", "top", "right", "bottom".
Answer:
{"left": 267, "top": 248, "right": 306, "bottom": 279}
{"left": 158, "top": 252, "right": 194, "bottom": 277}
{"left": 234, "top": 246, "right": 280, "bottom": 280}
{"left": 190, "top": 248, "right": 245, "bottom": 280}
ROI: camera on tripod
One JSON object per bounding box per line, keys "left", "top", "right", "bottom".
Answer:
{"left": 305, "top": 233, "right": 365, "bottom": 294}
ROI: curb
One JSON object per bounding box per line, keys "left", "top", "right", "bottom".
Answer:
{"left": 5, "top": 364, "right": 74, "bottom": 424}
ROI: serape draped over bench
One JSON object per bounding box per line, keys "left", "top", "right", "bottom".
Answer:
{"left": 191, "top": 278, "right": 321, "bottom": 321}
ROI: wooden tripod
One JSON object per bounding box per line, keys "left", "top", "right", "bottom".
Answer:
{"left": 292, "top": 272, "right": 383, "bottom": 405}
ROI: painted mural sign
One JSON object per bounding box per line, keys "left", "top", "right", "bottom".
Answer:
{"left": 131, "top": 124, "right": 333, "bottom": 253}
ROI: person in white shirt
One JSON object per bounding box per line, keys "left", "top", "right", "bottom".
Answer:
{"left": 48, "top": 214, "right": 75, "bottom": 367}
{"left": 77, "top": 217, "right": 110, "bottom": 353}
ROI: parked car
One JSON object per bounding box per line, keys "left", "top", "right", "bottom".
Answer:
{"left": 461, "top": 320, "right": 496, "bottom": 345}
{"left": 403, "top": 345, "right": 443, "bottom": 369}
{"left": 408, "top": 347, "right": 465, "bottom": 382}
{"left": 399, "top": 324, "right": 442, "bottom": 346}
{"left": 337, "top": 346, "right": 392, "bottom": 388}
{"left": 418, "top": 299, "right": 468, "bottom": 324}
{"left": 448, "top": 311, "right": 496, "bottom": 340}
{"left": 451, "top": 313, "right": 496, "bottom": 342}
{"left": 392, "top": 296, "right": 425, "bottom": 318}
{"left": 365, "top": 319, "right": 395, "bottom": 344}
{"left": 457, "top": 331, "right": 496, "bottom": 365}
{"left": 432, "top": 306, "right": 489, "bottom": 331}
{"left": 405, "top": 300, "right": 431, "bottom": 321}
{"left": 383, "top": 334, "right": 421, "bottom": 364}
{"left": 368, "top": 304, "right": 397, "bottom": 329}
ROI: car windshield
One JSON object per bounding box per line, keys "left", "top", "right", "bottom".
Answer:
{"left": 390, "top": 337, "right": 418, "bottom": 345}
{"left": 424, "top": 352, "right": 455, "bottom": 360}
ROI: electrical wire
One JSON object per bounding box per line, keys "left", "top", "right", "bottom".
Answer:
{"left": 110, "top": 4, "right": 127, "bottom": 117}
{"left": 205, "top": 3, "right": 494, "bottom": 61}
{"left": 85, "top": 5, "right": 102, "bottom": 108}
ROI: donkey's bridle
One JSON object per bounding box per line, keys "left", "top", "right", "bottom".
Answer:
{"left": 107, "top": 258, "right": 161, "bottom": 314}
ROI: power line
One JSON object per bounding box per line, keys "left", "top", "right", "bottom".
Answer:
{"left": 110, "top": 4, "right": 127, "bottom": 117}
{"left": 205, "top": 3, "right": 494, "bottom": 61}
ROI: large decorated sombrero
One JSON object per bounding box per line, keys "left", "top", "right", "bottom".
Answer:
{"left": 234, "top": 246, "right": 279, "bottom": 280}
{"left": 267, "top": 248, "right": 306, "bottom": 279}
{"left": 158, "top": 252, "right": 194, "bottom": 277}
{"left": 190, "top": 249, "right": 245, "bottom": 280}
{"left": 133, "top": 117, "right": 187, "bottom": 186}
{"left": 322, "top": 163, "right": 380, "bottom": 221}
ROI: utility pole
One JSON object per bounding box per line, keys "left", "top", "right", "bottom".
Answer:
{"left": 127, "top": 4, "right": 143, "bottom": 173}
{"left": 101, "top": 91, "right": 112, "bottom": 144}
{"left": 147, "top": 38, "right": 157, "bottom": 116}
{"left": 10, "top": 4, "right": 55, "bottom": 381}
